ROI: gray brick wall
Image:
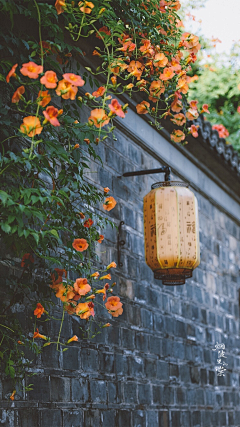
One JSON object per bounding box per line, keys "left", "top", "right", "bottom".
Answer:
{"left": 1, "top": 116, "right": 240, "bottom": 426}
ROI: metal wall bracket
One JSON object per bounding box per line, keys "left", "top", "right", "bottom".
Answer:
{"left": 117, "top": 221, "right": 125, "bottom": 268}
{"left": 117, "top": 165, "right": 171, "bottom": 182}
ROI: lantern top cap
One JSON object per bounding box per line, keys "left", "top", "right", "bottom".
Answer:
{"left": 151, "top": 181, "right": 189, "bottom": 190}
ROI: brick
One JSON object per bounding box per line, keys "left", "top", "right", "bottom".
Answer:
{"left": 203, "top": 349, "right": 211, "bottom": 364}
{"left": 41, "top": 344, "right": 61, "bottom": 368}
{"left": 149, "top": 335, "right": 161, "bottom": 355}
{"left": 159, "top": 411, "right": 169, "bottom": 427}
{"left": 102, "top": 410, "right": 115, "bottom": 426}
{"left": 163, "top": 386, "right": 174, "bottom": 405}
{"left": 162, "top": 294, "right": 169, "bottom": 312}
{"left": 84, "top": 410, "right": 100, "bottom": 427}
{"left": 27, "top": 376, "right": 50, "bottom": 402}
{"left": 63, "top": 410, "right": 83, "bottom": 427}
{"left": 132, "top": 234, "right": 145, "bottom": 257}
{"left": 139, "top": 261, "right": 152, "bottom": 283}
{"left": 228, "top": 411, "right": 234, "bottom": 426}
{"left": 50, "top": 377, "right": 70, "bottom": 402}
{"left": 122, "top": 328, "right": 135, "bottom": 349}
{"left": 219, "top": 412, "right": 227, "bottom": 426}
{"left": 136, "top": 332, "right": 148, "bottom": 352}
{"left": 41, "top": 410, "right": 62, "bottom": 427}
{"left": 116, "top": 410, "right": 132, "bottom": 426}
{"left": 128, "top": 144, "right": 141, "bottom": 165}
{"left": 171, "top": 411, "right": 181, "bottom": 427}
{"left": 108, "top": 381, "right": 122, "bottom": 404}
{"left": 137, "top": 383, "right": 151, "bottom": 405}
{"left": 106, "top": 326, "right": 121, "bottom": 346}
{"left": 133, "top": 410, "right": 146, "bottom": 427}
{"left": 105, "top": 149, "right": 122, "bottom": 174}
{"left": 63, "top": 346, "right": 80, "bottom": 371}
{"left": 181, "top": 411, "right": 191, "bottom": 427}
{"left": 196, "top": 389, "right": 205, "bottom": 405}
{"left": 181, "top": 302, "right": 192, "bottom": 319}
{"left": 169, "top": 297, "right": 180, "bottom": 315}
{"left": 173, "top": 341, "right": 185, "bottom": 360}
{"left": 186, "top": 389, "right": 196, "bottom": 406}
{"left": 18, "top": 410, "right": 40, "bottom": 427}
{"left": 141, "top": 308, "right": 153, "bottom": 330}
{"left": 126, "top": 304, "right": 141, "bottom": 326}
{"left": 176, "top": 387, "right": 186, "bottom": 405}
{"left": 122, "top": 205, "right": 135, "bottom": 229}
{"left": 49, "top": 316, "right": 71, "bottom": 338}
{"left": 134, "top": 282, "right": 147, "bottom": 303}
{"left": 200, "top": 368, "right": 207, "bottom": 385}
{"left": 153, "top": 313, "right": 164, "bottom": 332}
{"left": 99, "top": 352, "right": 114, "bottom": 374}
{"left": 147, "top": 288, "right": 162, "bottom": 309}
{"left": 209, "top": 370, "right": 215, "bottom": 385}
{"left": 71, "top": 378, "right": 89, "bottom": 402}
{"left": 162, "top": 338, "right": 172, "bottom": 357}
{"left": 192, "top": 411, "right": 201, "bottom": 427}
{"left": 119, "top": 277, "right": 134, "bottom": 300}
{"left": 129, "top": 357, "right": 143, "bottom": 379}
{"left": 115, "top": 353, "right": 129, "bottom": 376}
{"left": 145, "top": 358, "right": 157, "bottom": 379}
{"left": 165, "top": 317, "right": 174, "bottom": 335}
{"left": 153, "top": 385, "right": 163, "bottom": 405}
{"left": 90, "top": 380, "right": 106, "bottom": 403}
{"left": 175, "top": 320, "right": 186, "bottom": 338}
{"left": 190, "top": 366, "right": 199, "bottom": 384}
{"left": 202, "top": 411, "right": 212, "bottom": 427}
{"left": 169, "top": 364, "right": 179, "bottom": 379}
{"left": 81, "top": 349, "right": 98, "bottom": 371}
{"left": 235, "top": 412, "right": 240, "bottom": 425}
{"left": 147, "top": 411, "right": 158, "bottom": 425}
{"left": 156, "top": 361, "right": 169, "bottom": 381}
{"left": 124, "top": 382, "right": 137, "bottom": 403}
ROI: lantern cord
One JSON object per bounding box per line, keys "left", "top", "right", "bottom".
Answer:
{"left": 117, "top": 166, "right": 171, "bottom": 181}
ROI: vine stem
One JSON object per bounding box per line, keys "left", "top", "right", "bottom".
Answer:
{"left": 92, "top": 24, "right": 111, "bottom": 139}
{"left": 75, "top": 13, "right": 85, "bottom": 42}
{"left": 57, "top": 308, "right": 65, "bottom": 351}
{"left": 30, "top": 0, "right": 44, "bottom": 159}
{"left": 0, "top": 324, "right": 15, "bottom": 333}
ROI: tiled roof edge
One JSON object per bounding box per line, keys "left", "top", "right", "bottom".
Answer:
{"left": 193, "top": 114, "right": 240, "bottom": 174}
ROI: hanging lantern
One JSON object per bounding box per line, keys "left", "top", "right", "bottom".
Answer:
{"left": 143, "top": 181, "right": 200, "bottom": 285}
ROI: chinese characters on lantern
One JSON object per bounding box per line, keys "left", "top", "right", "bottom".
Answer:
{"left": 213, "top": 343, "right": 228, "bottom": 376}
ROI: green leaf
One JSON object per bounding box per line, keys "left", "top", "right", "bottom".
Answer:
{"left": 19, "top": 205, "right": 25, "bottom": 212}
{"left": 0, "top": 190, "right": 8, "bottom": 205}
{"left": 31, "top": 196, "right": 39, "bottom": 204}
{"left": 32, "top": 232, "right": 39, "bottom": 245}
{"left": 7, "top": 215, "right": 15, "bottom": 224}
{"left": 1, "top": 223, "right": 11, "bottom": 233}
{"left": 23, "top": 229, "right": 30, "bottom": 238}
{"left": 49, "top": 229, "right": 60, "bottom": 240}
{"left": 11, "top": 225, "right": 18, "bottom": 233}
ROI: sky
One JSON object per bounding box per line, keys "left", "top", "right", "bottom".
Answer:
{"left": 182, "top": 0, "right": 240, "bottom": 55}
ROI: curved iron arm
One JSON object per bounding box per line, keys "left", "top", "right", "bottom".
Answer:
{"left": 117, "top": 166, "right": 171, "bottom": 181}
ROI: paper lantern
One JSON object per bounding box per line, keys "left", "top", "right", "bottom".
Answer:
{"left": 143, "top": 182, "right": 200, "bottom": 285}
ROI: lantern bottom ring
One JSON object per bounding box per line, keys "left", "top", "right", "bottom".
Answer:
{"left": 154, "top": 268, "right": 193, "bottom": 286}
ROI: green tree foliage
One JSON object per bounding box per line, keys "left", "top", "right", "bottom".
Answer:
{"left": 188, "top": 66, "right": 240, "bottom": 151}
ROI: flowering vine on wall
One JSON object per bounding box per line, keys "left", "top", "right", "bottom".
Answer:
{"left": 0, "top": 0, "right": 206, "bottom": 398}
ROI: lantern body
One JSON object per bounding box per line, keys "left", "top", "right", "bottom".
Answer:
{"left": 143, "top": 182, "right": 200, "bottom": 285}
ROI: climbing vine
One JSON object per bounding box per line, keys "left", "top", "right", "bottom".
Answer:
{"left": 0, "top": 0, "right": 203, "bottom": 396}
